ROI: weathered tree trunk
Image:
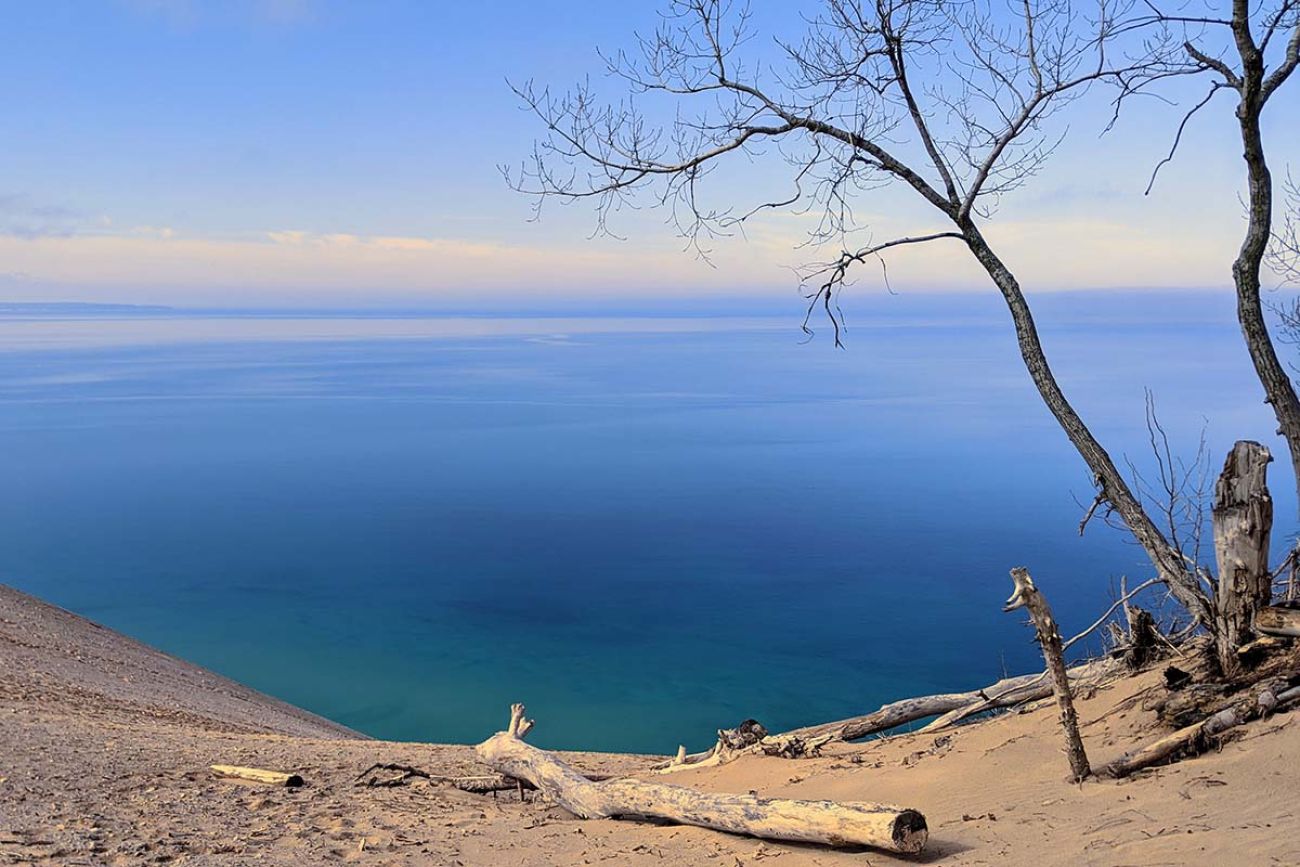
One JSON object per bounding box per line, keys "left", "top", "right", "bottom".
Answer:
{"left": 960, "top": 222, "right": 1211, "bottom": 627}
{"left": 1122, "top": 605, "right": 1158, "bottom": 671}
{"left": 475, "top": 704, "right": 929, "bottom": 854}
{"left": 1213, "top": 440, "right": 1274, "bottom": 675}
{"left": 1228, "top": 28, "right": 1300, "bottom": 513}
{"left": 1004, "top": 567, "right": 1090, "bottom": 782}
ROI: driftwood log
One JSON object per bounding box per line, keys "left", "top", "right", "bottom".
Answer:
{"left": 657, "top": 657, "right": 1117, "bottom": 775}
{"left": 210, "top": 765, "right": 303, "bottom": 787}
{"left": 1256, "top": 605, "right": 1300, "bottom": 638}
{"left": 1004, "top": 568, "right": 1091, "bottom": 781}
{"left": 1099, "top": 680, "right": 1300, "bottom": 778}
{"left": 475, "top": 704, "right": 929, "bottom": 854}
{"left": 653, "top": 719, "right": 833, "bottom": 773}
{"left": 1213, "top": 440, "right": 1273, "bottom": 675}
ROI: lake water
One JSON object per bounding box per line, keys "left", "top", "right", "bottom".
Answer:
{"left": 2, "top": 293, "right": 1293, "bottom": 753}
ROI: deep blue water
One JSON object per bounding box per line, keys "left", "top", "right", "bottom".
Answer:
{"left": 1, "top": 293, "right": 1294, "bottom": 753}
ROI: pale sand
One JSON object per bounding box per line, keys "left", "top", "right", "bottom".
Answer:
{"left": 2, "top": 582, "right": 1297, "bottom": 866}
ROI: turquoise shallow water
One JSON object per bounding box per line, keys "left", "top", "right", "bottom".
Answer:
{"left": 1, "top": 294, "right": 1293, "bottom": 752}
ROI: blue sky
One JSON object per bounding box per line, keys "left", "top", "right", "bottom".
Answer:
{"left": 0, "top": 0, "right": 1292, "bottom": 307}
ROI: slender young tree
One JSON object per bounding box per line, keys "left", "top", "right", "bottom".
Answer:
{"left": 1137, "top": 0, "right": 1300, "bottom": 504}
{"left": 509, "top": 0, "right": 1213, "bottom": 624}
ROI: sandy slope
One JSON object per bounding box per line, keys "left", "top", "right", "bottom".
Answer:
{"left": 2, "top": 583, "right": 1298, "bottom": 866}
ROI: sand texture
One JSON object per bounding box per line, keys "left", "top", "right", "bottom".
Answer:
{"left": 3, "top": 583, "right": 1298, "bottom": 865}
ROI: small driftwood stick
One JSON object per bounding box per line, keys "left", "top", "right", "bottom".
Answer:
{"left": 1004, "top": 567, "right": 1091, "bottom": 782}
{"left": 475, "top": 704, "right": 928, "bottom": 854}
{"left": 1099, "top": 681, "right": 1300, "bottom": 778}
{"left": 210, "top": 765, "right": 304, "bottom": 787}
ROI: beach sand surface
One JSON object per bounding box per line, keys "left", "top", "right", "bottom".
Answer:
{"left": 2, "top": 583, "right": 1298, "bottom": 866}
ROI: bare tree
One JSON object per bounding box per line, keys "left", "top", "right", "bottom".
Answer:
{"left": 507, "top": 0, "right": 1213, "bottom": 624}
{"left": 1270, "top": 175, "right": 1300, "bottom": 285}
{"left": 1136, "top": 0, "right": 1300, "bottom": 504}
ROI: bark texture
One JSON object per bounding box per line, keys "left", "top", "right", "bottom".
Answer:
{"left": 475, "top": 704, "right": 928, "bottom": 854}
{"left": 1212, "top": 441, "right": 1274, "bottom": 674}
{"left": 1228, "top": 10, "right": 1300, "bottom": 511}
{"left": 1004, "top": 567, "right": 1091, "bottom": 782}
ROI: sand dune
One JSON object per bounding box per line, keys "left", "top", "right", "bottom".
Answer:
{"left": 2, "top": 583, "right": 1298, "bottom": 865}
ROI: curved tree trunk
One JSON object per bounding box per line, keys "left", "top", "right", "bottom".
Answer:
{"left": 1232, "top": 69, "right": 1300, "bottom": 512}
{"left": 959, "top": 220, "right": 1211, "bottom": 625}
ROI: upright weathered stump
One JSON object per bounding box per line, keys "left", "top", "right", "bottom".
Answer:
{"left": 1212, "top": 441, "right": 1273, "bottom": 676}
{"left": 1004, "top": 567, "right": 1091, "bottom": 782}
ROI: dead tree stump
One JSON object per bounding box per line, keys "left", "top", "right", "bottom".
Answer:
{"left": 1213, "top": 441, "right": 1273, "bottom": 676}
{"left": 1004, "top": 567, "right": 1091, "bottom": 782}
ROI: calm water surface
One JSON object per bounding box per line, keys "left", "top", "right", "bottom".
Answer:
{"left": 1, "top": 294, "right": 1292, "bottom": 752}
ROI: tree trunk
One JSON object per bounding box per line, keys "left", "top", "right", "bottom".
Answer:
{"left": 1003, "top": 568, "right": 1091, "bottom": 782}
{"left": 1230, "top": 17, "right": 1300, "bottom": 513}
{"left": 960, "top": 221, "right": 1210, "bottom": 626}
{"left": 475, "top": 704, "right": 929, "bottom": 854}
{"left": 1098, "top": 679, "right": 1300, "bottom": 779}
{"left": 1212, "top": 441, "right": 1274, "bottom": 675}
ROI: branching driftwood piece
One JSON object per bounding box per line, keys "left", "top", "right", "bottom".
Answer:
{"left": 1004, "top": 568, "right": 1091, "bottom": 782}
{"left": 475, "top": 704, "right": 929, "bottom": 854}
{"left": 354, "top": 762, "right": 544, "bottom": 794}
{"left": 652, "top": 719, "right": 834, "bottom": 774}
{"left": 1099, "top": 680, "right": 1300, "bottom": 778}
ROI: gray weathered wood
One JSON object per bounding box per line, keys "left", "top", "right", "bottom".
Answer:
{"left": 1213, "top": 441, "right": 1274, "bottom": 674}
{"left": 1255, "top": 605, "right": 1300, "bottom": 638}
{"left": 475, "top": 704, "right": 928, "bottom": 854}
{"left": 1004, "top": 568, "right": 1090, "bottom": 782}
{"left": 1099, "top": 680, "right": 1300, "bottom": 778}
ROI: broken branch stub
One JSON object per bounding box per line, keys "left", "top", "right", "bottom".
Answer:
{"left": 1005, "top": 567, "right": 1091, "bottom": 782}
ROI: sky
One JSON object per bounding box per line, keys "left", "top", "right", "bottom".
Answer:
{"left": 0, "top": 0, "right": 1295, "bottom": 308}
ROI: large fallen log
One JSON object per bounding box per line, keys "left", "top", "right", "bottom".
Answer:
{"left": 920, "top": 659, "right": 1115, "bottom": 733}
{"left": 1098, "top": 679, "right": 1300, "bottom": 778}
{"left": 652, "top": 659, "right": 1115, "bottom": 775}
{"left": 475, "top": 704, "right": 928, "bottom": 854}
{"left": 775, "top": 671, "right": 1045, "bottom": 744}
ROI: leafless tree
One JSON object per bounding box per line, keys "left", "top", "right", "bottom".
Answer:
{"left": 1268, "top": 176, "right": 1300, "bottom": 338}
{"left": 1135, "top": 0, "right": 1300, "bottom": 505}
{"left": 507, "top": 0, "right": 1213, "bottom": 624}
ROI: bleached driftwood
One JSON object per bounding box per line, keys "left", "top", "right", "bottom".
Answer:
{"left": 1099, "top": 680, "right": 1300, "bottom": 778}
{"left": 652, "top": 719, "right": 834, "bottom": 774}
{"left": 210, "top": 765, "right": 303, "bottom": 787}
{"left": 920, "top": 658, "right": 1116, "bottom": 733}
{"left": 1213, "top": 440, "right": 1273, "bottom": 674}
{"left": 1256, "top": 605, "right": 1300, "bottom": 638}
{"left": 1004, "top": 567, "right": 1091, "bottom": 781}
{"left": 475, "top": 704, "right": 928, "bottom": 854}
